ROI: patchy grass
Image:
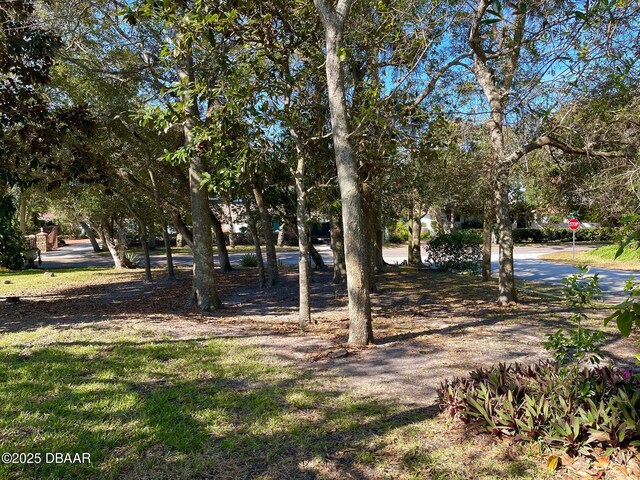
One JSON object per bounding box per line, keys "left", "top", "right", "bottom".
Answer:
{"left": 0, "top": 326, "right": 550, "bottom": 480}
{"left": 540, "top": 243, "right": 640, "bottom": 271}
{"left": 3, "top": 266, "right": 636, "bottom": 479}
{"left": 0, "top": 268, "right": 147, "bottom": 296}
{"left": 97, "top": 247, "right": 193, "bottom": 256}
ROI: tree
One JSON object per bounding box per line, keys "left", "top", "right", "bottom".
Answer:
{"left": 467, "top": 0, "right": 638, "bottom": 304}
{"left": 314, "top": 0, "right": 373, "bottom": 345}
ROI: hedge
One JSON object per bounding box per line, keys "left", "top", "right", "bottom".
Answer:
{"left": 424, "top": 231, "right": 482, "bottom": 271}
{"left": 461, "top": 227, "right": 621, "bottom": 243}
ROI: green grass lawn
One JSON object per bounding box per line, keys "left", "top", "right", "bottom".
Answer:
{"left": 539, "top": 242, "right": 640, "bottom": 270}
{"left": 0, "top": 327, "right": 548, "bottom": 479}
{"left": 0, "top": 268, "right": 143, "bottom": 296}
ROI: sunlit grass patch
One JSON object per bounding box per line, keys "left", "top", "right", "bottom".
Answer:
{"left": 0, "top": 267, "right": 146, "bottom": 296}
{"left": 540, "top": 243, "right": 640, "bottom": 271}
{"left": 0, "top": 325, "right": 548, "bottom": 479}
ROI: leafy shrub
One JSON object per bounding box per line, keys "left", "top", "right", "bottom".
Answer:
{"left": 239, "top": 253, "right": 258, "bottom": 267}
{"left": 605, "top": 276, "right": 640, "bottom": 337}
{"left": 511, "top": 228, "right": 546, "bottom": 243}
{"left": 0, "top": 195, "right": 26, "bottom": 270}
{"left": 424, "top": 231, "right": 481, "bottom": 272}
{"left": 388, "top": 220, "right": 409, "bottom": 244}
{"left": 438, "top": 361, "right": 640, "bottom": 455}
{"left": 124, "top": 251, "right": 141, "bottom": 268}
{"left": 544, "top": 265, "right": 604, "bottom": 367}
{"left": 512, "top": 227, "right": 621, "bottom": 243}
{"left": 460, "top": 218, "right": 483, "bottom": 229}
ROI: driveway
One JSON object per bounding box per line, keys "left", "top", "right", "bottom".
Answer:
{"left": 40, "top": 240, "right": 634, "bottom": 301}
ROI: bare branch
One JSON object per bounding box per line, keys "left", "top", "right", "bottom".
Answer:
{"left": 506, "top": 136, "right": 628, "bottom": 165}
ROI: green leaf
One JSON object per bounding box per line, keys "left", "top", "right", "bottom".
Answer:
{"left": 616, "top": 311, "right": 633, "bottom": 337}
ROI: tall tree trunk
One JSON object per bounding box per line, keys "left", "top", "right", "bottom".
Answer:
{"left": 277, "top": 222, "right": 286, "bottom": 247}
{"left": 188, "top": 159, "right": 221, "bottom": 309}
{"left": 226, "top": 199, "right": 236, "bottom": 248}
{"left": 470, "top": 0, "right": 522, "bottom": 305}
{"left": 410, "top": 204, "right": 422, "bottom": 265}
{"left": 494, "top": 168, "right": 516, "bottom": 304}
{"left": 362, "top": 188, "right": 377, "bottom": 292}
{"left": 100, "top": 218, "right": 133, "bottom": 269}
{"left": 309, "top": 243, "right": 326, "bottom": 270}
{"left": 244, "top": 199, "right": 266, "bottom": 287}
{"left": 407, "top": 208, "right": 415, "bottom": 265}
{"left": 161, "top": 219, "right": 175, "bottom": 280}
{"left": 330, "top": 205, "right": 346, "bottom": 284}
{"left": 97, "top": 226, "right": 107, "bottom": 253}
{"left": 148, "top": 167, "right": 175, "bottom": 279}
{"left": 103, "top": 235, "right": 123, "bottom": 269}
{"left": 177, "top": 36, "right": 220, "bottom": 310}
{"left": 170, "top": 211, "right": 193, "bottom": 248}
{"left": 138, "top": 221, "right": 153, "bottom": 282}
{"left": 210, "top": 210, "right": 233, "bottom": 272}
{"left": 252, "top": 185, "right": 279, "bottom": 287}
{"left": 293, "top": 155, "right": 311, "bottom": 325}
{"left": 80, "top": 221, "right": 101, "bottom": 253}
{"left": 474, "top": 78, "right": 516, "bottom": 303}
{"left": 315, "top": 0, "right": 373, "bottom": 345}
{"left": 18, "top": 191, "right": 27, "bottom": 235}
{"left": 482, "top": 195, "right": 493, "bottom": 281}
{"left": 375, "top": 203, "right": 384, "bottom": 272}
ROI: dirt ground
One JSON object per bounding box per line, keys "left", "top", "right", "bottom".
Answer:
{"left": 2, "top": 265, "right": 637, "bottom": 408}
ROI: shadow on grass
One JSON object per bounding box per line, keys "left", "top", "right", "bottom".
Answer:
{"left": 0, "top": 338, "right": 452, "bottom": 480}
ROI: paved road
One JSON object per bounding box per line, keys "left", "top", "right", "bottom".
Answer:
{"left": 40, "top": 240, "right": 636, "bottom": 301}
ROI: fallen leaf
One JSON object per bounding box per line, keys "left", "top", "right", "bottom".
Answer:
{"left": 595, "top": 455, "right": 610, "bottom": 468}
{"left": 615, "top": 466, "right": 629, "bottom": 476}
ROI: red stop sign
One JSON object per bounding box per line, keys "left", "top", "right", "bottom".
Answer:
{"left": 568, "top": 218, "right": 580, "bottom": 230}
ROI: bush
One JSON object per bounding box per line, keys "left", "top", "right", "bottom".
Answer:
{"left": 511, "top": 228, "right": 546, "bottom": 243}
{"left": 388, "top": 220, "right": 409, "bottom": 244}
{"left": 438, "top": 361, "right": 640, "bottom": 455}
{"left": 124, "top": 251, "right": 141, "bottom": 268}
{"left": 0, "top": 195, "right": 26, "bottom": 270}
{"left": 544, "top": 265, "right": 604, "bottom": 367}
{"left": 238, "top": 253, "right": 258, "bottom": 267}
{"left": 460, "top": 218, "right": 483, "bottom": 229}
{"left": 424, "top": 231, "right": 481, "bottom": 271}
{"left": 512, "top": 227, "right": 621, "bottom": 243}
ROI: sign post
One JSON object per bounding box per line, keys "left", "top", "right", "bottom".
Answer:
{"left": 568, "top": 218, "right": 580, "bottom": 259}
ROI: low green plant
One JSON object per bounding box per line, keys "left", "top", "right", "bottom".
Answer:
{"left": 423, "top": 231, "right": 481, "bottom": 272}
{"left": 605, "top": 276, "right": 640, "bottom": 337}
{"left": 388, "top": 220, "right": 409, "bottom": 244}
{"left": 543, "top": 265, "right": 604, "bottom": 368}
{"left": 607, "top": 218, "right": 640, "bottom": 367}
{"left": 124, "top": 251, "right": 141, "bottom": 268}
{"left": 438, "top": 361, "right": 640, "bottom": 456}
{"left": 0, "top": 195, "right": 26, "bottom": 270}
{"left": 239, "top": 253, "right": 258, "bottom": 267}
{"left": 510, "top": 227, "right": 621, "bottom": 243}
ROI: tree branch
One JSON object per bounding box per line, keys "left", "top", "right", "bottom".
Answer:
{"left": 506, "top": 135, "right": 627, "bottom": 165}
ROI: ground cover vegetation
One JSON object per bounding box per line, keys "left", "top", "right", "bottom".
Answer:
{"left": 2, "top": 0, "right": 640, "bottom": 477}
{"left": 2, "top": 264, "right": 638, "bottom": 479}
